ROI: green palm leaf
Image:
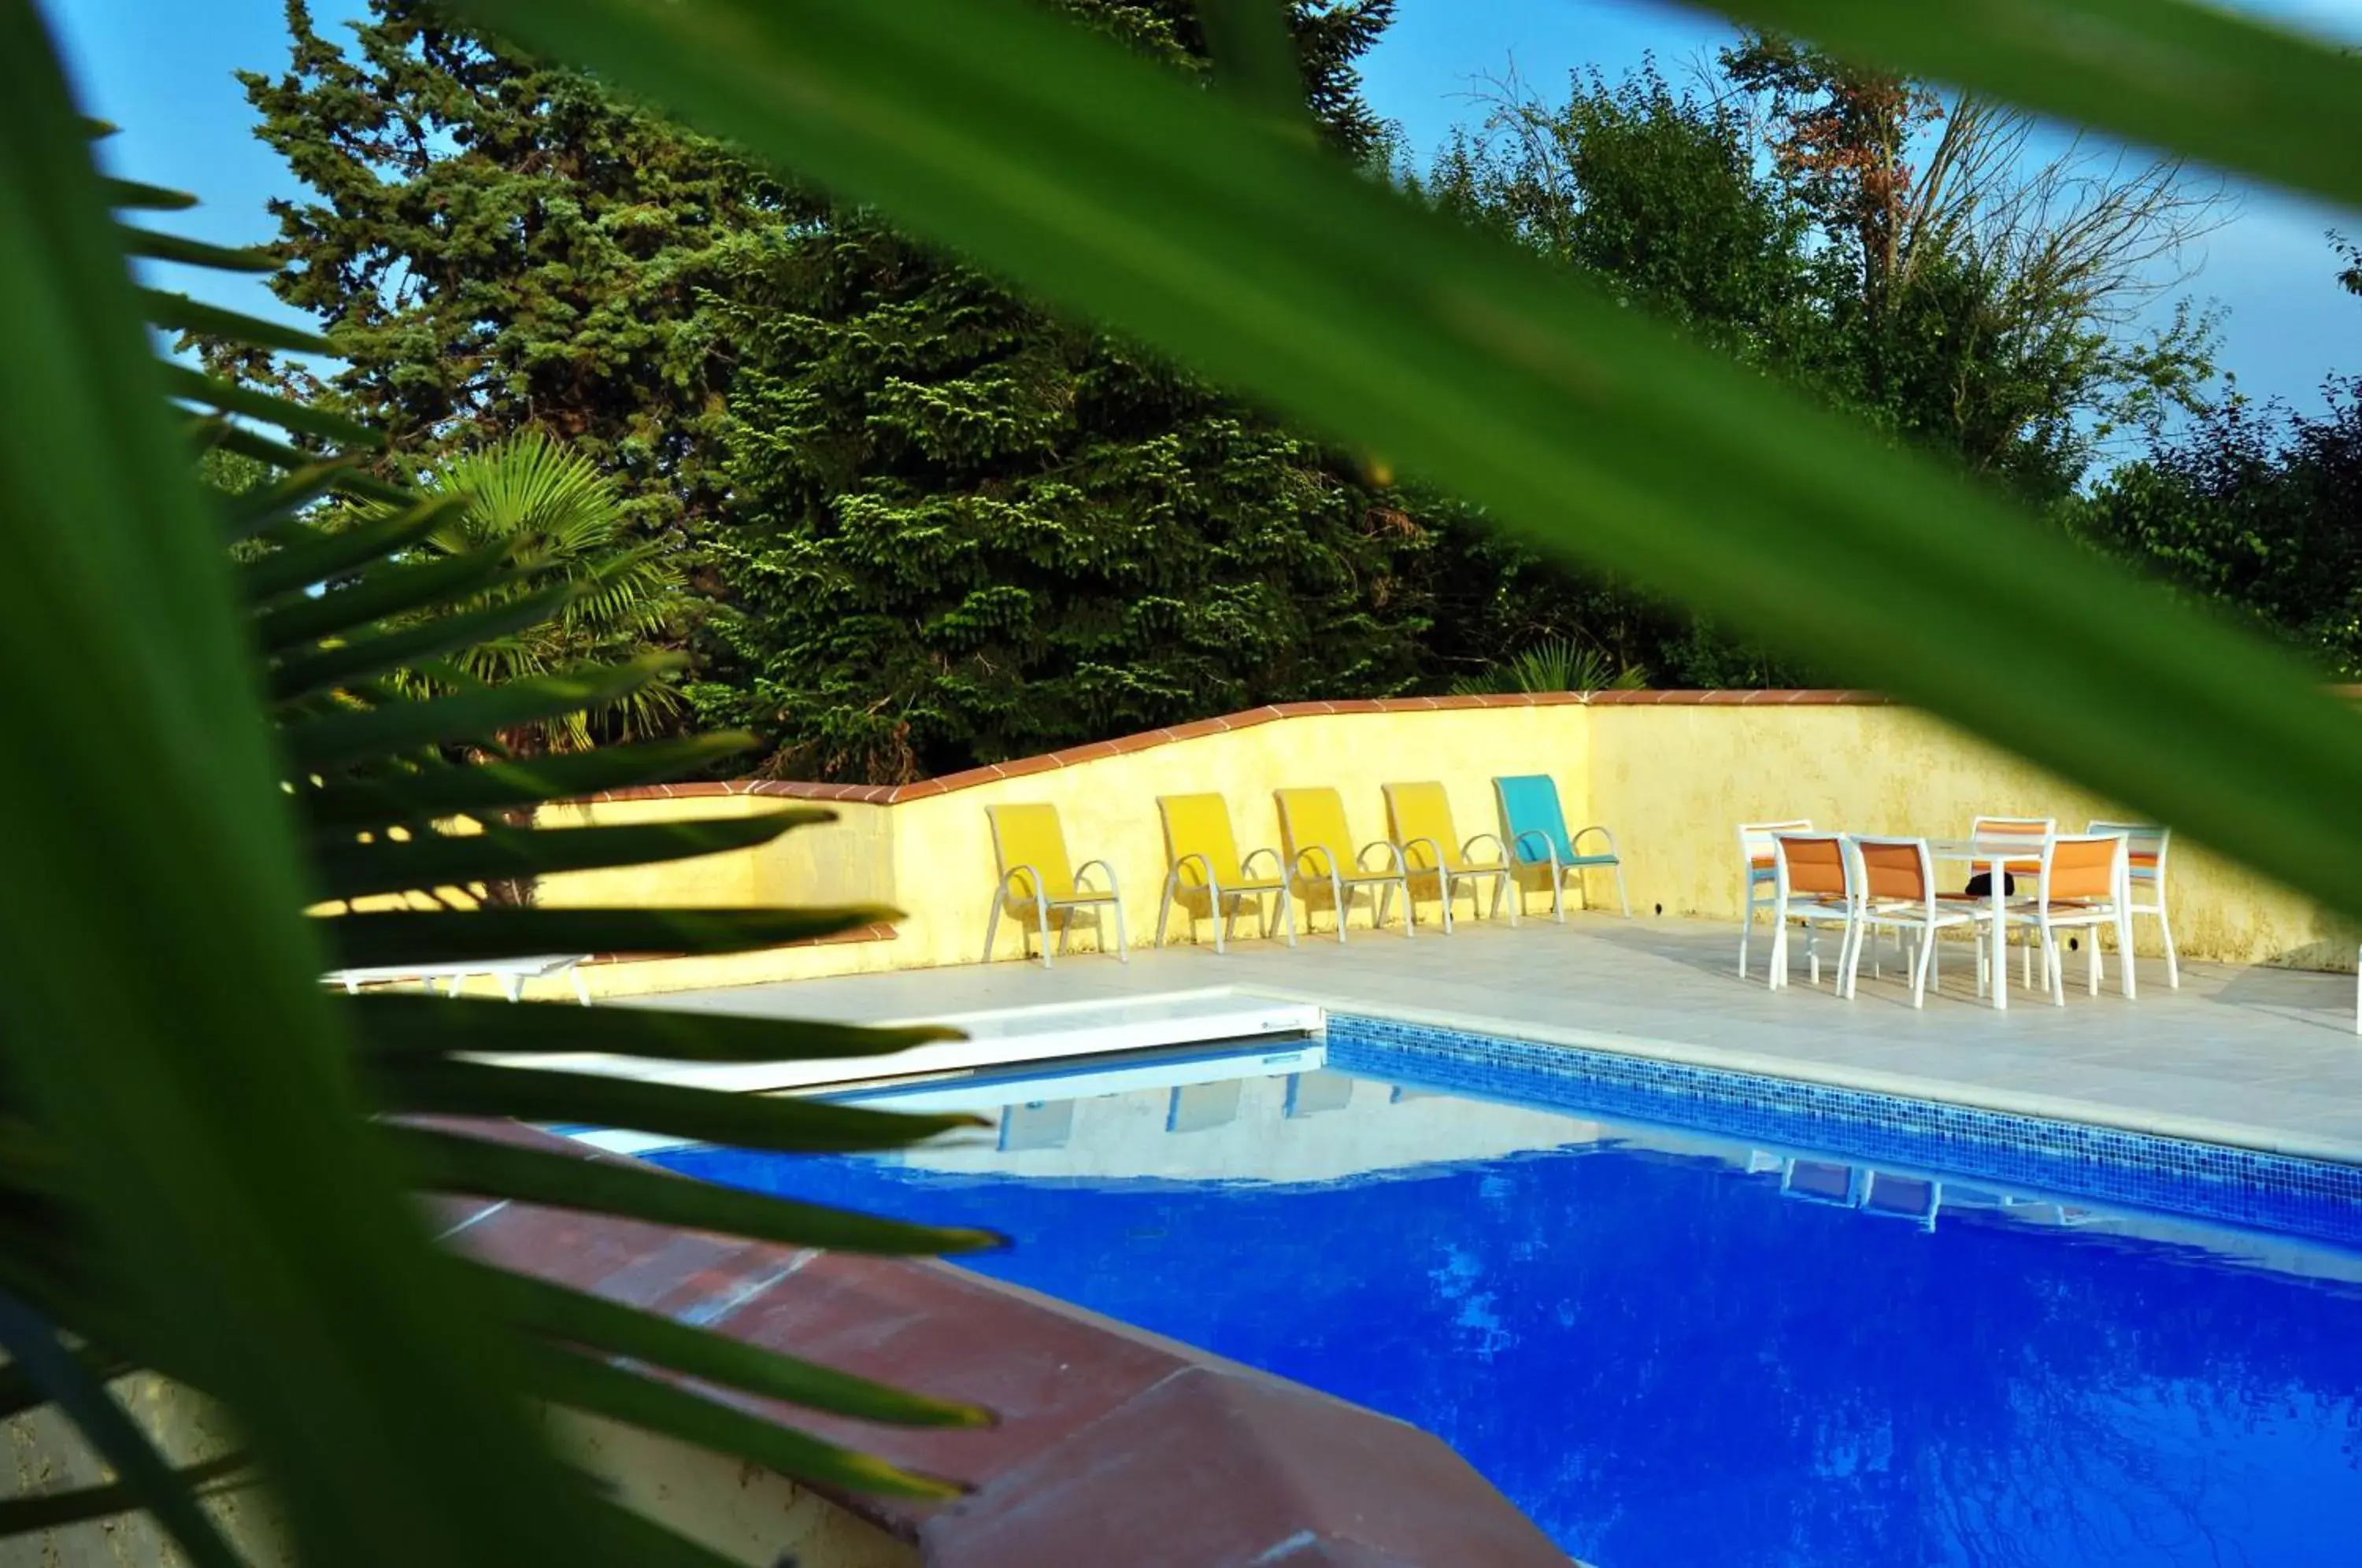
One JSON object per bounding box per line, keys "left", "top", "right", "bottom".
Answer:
{"left": 469, "top": 1263, "right": 990, "bottom": 1428}
{"left": 389, "top": 1127, "right": 1001, "bottom": 1256}
{"left": 0, "top": 1289, "right": 245, "bottom": 1568}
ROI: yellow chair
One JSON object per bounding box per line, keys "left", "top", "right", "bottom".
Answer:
{"left": 1155, "top": 793, "right": 1295, "bottom": 952}
{"left": 983, "top": 804, "right": 1127, "bottom": 969}
{"left": 1382, "top": 782, "right": 1516, "bottom": 933}
{"left": 1274, "top": 787, "right": 1413, "bottom": 943}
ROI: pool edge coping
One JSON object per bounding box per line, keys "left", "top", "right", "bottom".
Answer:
{"left": 1206, "top": 985, "right": 2362, "bottom": 1171}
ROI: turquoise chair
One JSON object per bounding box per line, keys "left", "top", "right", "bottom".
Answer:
{"left": 1493, "top": 775, "right": 1631, "bottom": 920}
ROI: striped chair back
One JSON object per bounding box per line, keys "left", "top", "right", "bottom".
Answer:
{"left": 1970, "top": 815, "right": 2053, "bottom": 878}
{"left": 2088, "top": 820, "right": 2168, "bottom": 885}
{"left": 1739, "top": 819, "right": 1814, "bottom": 884}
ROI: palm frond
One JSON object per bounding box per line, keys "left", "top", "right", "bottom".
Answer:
{"left": 0, "top": 29, "right": 1001, "bottom": 1561}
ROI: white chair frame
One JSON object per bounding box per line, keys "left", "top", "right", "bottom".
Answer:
{"left": 1398, "top": 830, "right": 1518, "bottom": 933}
{"left": 2089, "top": 819, "right": 2177, "bottom": 990}
{"left": 983, "top": 858, "right": 1127, "bottom": 971}
{"left": 1155, "top": 849, "right": 1295, "bottom": 953}
{"left": 1738, "top": 819, "right": 1814, "bottom": 978}
{"left": 2000, "top": 834, "right": 2133, "bottom": 1006}
{"left": 1509, "top": 826, "right": 1631, "bottom": 923}
{"left": 1291, "top": 840, "right": 1416, "bottom": 945}
{"left": 1765, "top": 833, "right": 1859, "bottom": 993}
{"left": 1843, "top": 836, "right": 1990, "bottom": 1009}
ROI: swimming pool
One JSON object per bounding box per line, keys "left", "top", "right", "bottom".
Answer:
{"left": 639, "top": 1025, "right": 2362, "bottom": 1567}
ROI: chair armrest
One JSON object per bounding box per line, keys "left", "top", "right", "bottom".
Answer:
{"left": 1168, "top": 851, "right": 1216, "bottom": 889}
{"left": 1396, "top": 835, "right": 1446, "bottom": 875}
{"left": 1238, "top": 846, "right": 1284, "bottom": 882}
{"left": 1570, "top": 825, "right": 1620, "bottom": 858}
{"left": 1512, "top": 829, "right": 1561, "bottom": 870}
{"left": 998, "top": 863, "right": 1048, "bottom": 901}
{"left": 1357, "top": 839, "right": 1410, "bottom": 875}
{"left": 1072, "top": 858, "right": 1121, "bottom": 897}
{"left": 1294, "top": 845, "right": 1338, "bottom": 880}
{"left": 1460, "top": 832, "right": 1509, "bottom": 866}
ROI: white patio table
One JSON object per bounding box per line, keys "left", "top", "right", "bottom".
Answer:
{"left": 1921, "top": 838, "right": 2025, "bottom": 1011}
{"left": 1916, "top": 834, "right": 2134, "bottom": 1011}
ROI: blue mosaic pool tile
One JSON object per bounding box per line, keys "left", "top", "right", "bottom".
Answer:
{"left": 1325, "top": 1014, "right": 2362, "bottom": 1248}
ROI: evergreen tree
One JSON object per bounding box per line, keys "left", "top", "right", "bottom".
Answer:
{"left": 237, "top": 0, "right": 792, "bottom": 539}
{"left": 689, "top": 2, "right": 1436, "bottom": 781}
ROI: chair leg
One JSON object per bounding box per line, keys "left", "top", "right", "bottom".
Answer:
{"left": 1738, "top": 878, "right": 1753, "bottom": 978}
{"left": 1909, "top": 926, "right": 1932, "bottom": 1009}
{"left": 2116, "top": 908, "right": 2136, "bottom": 1000}
{"left": 2043, "top": 927, "right": 2064, "bottom": 1005}
{"left": 1112, "top": 898, "right": 1129, "bottom": 963}
{"left": 1279, "top": 888, "right": 1298, "bottom": 949}
{"left": 1036, "top": 893, "right": 1054, "bottom": 970}
{"left": 1615, "top": 863, "right": 1632, "bottom": 919}
{"left": 2159, "top": 908, "right": 2180, "bottom": 989}
{"left": 984, "top": 897, "right": 1004, "bottom": 965}
{"left": 2087, "top": 930, "right": 2101, "bottom": 996}
{"left": 1398, "top": 878, "right": 1416, "bottom": 939}
{"left": 1154, "top": 877, "right": 1176, "bottom": 950}
{"left": 571, "top": 967, "right": 592, "bottom": 1007}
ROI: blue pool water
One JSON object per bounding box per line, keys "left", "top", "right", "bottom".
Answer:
{"left": 645, "top": 1042, "right": 2362, "bottom": 1567}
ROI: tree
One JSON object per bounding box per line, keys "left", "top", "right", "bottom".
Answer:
{"left": 416, "top": 429, "right": 686, "bottom": 751}
{"left": 1401, "top": 41, "right": 2234, "bottom": 686}
{"left": 690, "top": 2, "right": 1438, "bottom": 781}
{"left": 1723, "top": 29, "right": 2229, "bottom": 497}
{"left": 237, "top": 0, "right": 793, "bottom": 540}
{"left": 1422, "top": 61, "right": 1828, "bottom": 358}
{"left": 1409, "top": 60, "right": 1834, "bottom": 687}
{"left": 2061, "top": 241, "right": 2362, "bottom": 672}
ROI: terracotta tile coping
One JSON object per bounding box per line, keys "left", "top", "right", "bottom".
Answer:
{"left": 439, "top": 1121, "right": 1563, "bottom": 1567}
{"left": 568, "top": 689, "right": 1904, "bottom": 808}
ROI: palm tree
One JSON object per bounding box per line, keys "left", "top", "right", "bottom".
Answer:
{"left": 416, "top": 430, "right": 685, "bottom": 753}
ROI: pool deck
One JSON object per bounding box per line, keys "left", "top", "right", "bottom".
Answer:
{"left": 650, "top": 913, "right": 2362, "bottom": 1167}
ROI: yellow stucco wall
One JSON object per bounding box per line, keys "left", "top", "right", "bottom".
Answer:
{"left": 1588, "top": 704, "right": 2350, "bottom": 969}
{"left": 883, "top": 706, "right": 1592, "bottom": 970}
{"left": 527, "top": 705, "right": 1590, "bottom": 995}
{"left": 513, "top": 697, "right": 2352, "bottom": 997}
{"left": 537, "top": 793, "right": 894, "bottom": 911}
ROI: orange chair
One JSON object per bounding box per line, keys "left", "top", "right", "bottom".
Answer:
{"left": 1765, "top": 833, "right": 1857, "bottom": 993}
{"left": 2001, "top": 834, "right": 2134, "bottom": 1005}
{"left": 1846, "top": 838, "right": 1993, "bottom": 1008}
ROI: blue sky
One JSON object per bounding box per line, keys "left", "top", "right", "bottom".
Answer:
{"left": 39, "top": 0, "right": 2362, "bottom": 419}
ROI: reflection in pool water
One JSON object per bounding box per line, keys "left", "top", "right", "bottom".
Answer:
{"left": 650, "top": 1050, "right": 2362, "bottom": 1567}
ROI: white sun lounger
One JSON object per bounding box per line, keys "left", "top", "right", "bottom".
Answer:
{"left": 324, "top": 953, "right": 594, "bottom": 1004}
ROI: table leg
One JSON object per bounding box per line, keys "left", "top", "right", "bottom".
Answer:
{"left": 1989, "top": 857, "right": 2008, "bottom": 1012}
